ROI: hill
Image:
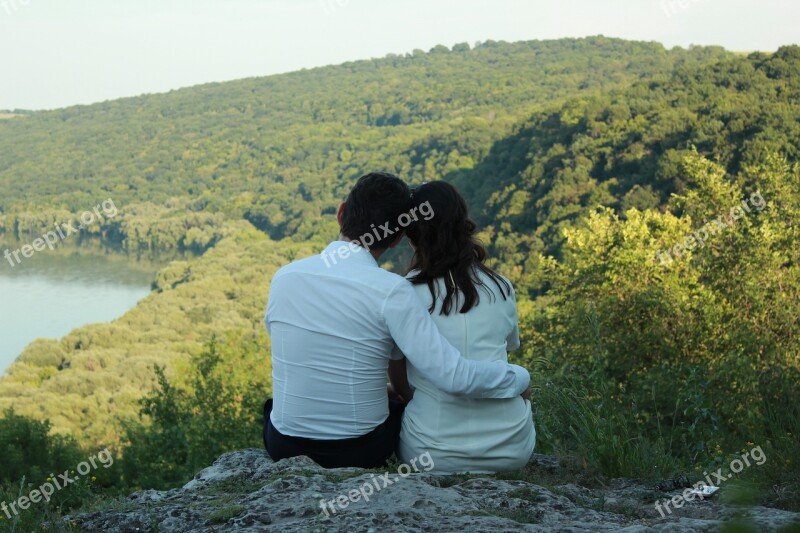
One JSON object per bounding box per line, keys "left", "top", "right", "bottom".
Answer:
{"left": 467, "top": 47, "right": 800, "bottom": 253}
{"left": 0, "top": 37, "right": 729, "bottom": 254}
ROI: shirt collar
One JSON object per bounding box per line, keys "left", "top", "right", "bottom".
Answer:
{"left": 324, "top": 240, "right": 379, "bottom": 268}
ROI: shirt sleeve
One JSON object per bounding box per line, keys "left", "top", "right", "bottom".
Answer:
{"left": 381, "top": 280, "right": 530, "bottom": 399}
{"left": 389, "top": 342, "right": 404, "bottom": 361}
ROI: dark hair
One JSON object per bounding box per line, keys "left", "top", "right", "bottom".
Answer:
{"left": 340, "top": 172, "right": 411, "bottom": 250}
{"left": 405, "top": 181, "right": 511, "bottom": 315}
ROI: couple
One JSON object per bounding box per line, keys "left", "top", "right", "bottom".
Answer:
{"left": 263, "top": 172, "right": 535, "bottom": 473}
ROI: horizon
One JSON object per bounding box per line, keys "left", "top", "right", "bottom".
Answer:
{"left": 1, "top": 35, "right": 780, "bottom": 114}
{"left": 0, "top": 0, "right": 798, "bottom": 111}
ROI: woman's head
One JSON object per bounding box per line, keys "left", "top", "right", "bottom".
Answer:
{"left": 406, "top": 181, "right": 510, "bottom": 315}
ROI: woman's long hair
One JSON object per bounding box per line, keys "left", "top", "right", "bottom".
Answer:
{"left": 406, "top": 181, "right": 511, "bottom": 315}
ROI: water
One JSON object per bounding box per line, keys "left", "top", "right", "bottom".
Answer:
{"left": 0, "top": 249, "right": 155, "bottom": 374}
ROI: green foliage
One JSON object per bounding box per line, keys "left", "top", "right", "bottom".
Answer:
{"left": 520, "top": 153, "right": 800, "bottom": 507}
{"left": 120, "top": 334, "right": 271, "bottom": 490}
{"left": 531, "top": 376, "right": 684, "bottom": 480}
{"left": 0, "top": 409, "right": 83, "bottom": 486}
{"left": 449, "top": 46, "right": 800, "bottom": 292}
{"left": 0, "top": 410, "right": 115, "bottom": 531}
{"left": 0, "top": 37, "right": 728, "bottom": 254}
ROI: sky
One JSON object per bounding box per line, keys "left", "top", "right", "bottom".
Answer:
{"left": 0, "top": 0, "right": 798, "bottom": 110}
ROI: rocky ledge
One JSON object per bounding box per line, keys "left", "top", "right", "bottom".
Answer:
{"left": 73, "top": 449, "right": 800, "bottom": 532}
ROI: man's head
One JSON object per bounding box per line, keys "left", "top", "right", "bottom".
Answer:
{"left": 338, "top": 172, "right": 410, "bottom": 250}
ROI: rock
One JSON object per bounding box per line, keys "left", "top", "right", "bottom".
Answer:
{"left": 70, "top": 449, "right": 800, "bottom": 532}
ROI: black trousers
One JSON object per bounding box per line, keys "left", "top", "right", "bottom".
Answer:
{"left": 263, "top": 398, "right": 405, "bottom": 469}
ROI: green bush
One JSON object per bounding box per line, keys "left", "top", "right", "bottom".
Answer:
{"left": 520, "top": 153, "right": 800, "bottom": 508}
{"left": 0, "top": 410, "right": 117, "bottom": 531}
{"left": 120, "top": 334, "right": 272, "bottom": 490}
{"left": 0, "top": 409, "right": 84, "bottom": 487}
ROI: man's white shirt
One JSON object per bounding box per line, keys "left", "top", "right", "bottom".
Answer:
{"left": 265, "top": 240, "right": 530, "bottom": 439}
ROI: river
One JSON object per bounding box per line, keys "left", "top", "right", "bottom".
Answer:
{"left": 0, "top": 248, "right": 155, "bottom": 374}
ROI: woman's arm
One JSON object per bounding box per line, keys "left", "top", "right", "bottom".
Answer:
{"left": 388, "top": 358, "right": 414, "bottom": 403}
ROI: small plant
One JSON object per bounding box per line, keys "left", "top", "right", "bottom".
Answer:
{"left": 208, "top": 505, "right": 247, "bottom": 524}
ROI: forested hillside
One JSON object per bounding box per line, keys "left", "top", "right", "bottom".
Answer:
{"left": 1, "top": 37, "right": 798, "bottom": 524}
{"left": 0, "top": 37, "right": 728, "bottom": 253}
{"left": 454, "top": 45, "right": 800, "bottom": 293}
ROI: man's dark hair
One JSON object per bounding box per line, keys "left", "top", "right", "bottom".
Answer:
{"left": 341, "top": 172, "right": 411, "bottom": 250}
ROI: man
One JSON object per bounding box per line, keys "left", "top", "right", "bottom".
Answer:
{"left": 263, "top": 172, "right": 531, "bottom": 468}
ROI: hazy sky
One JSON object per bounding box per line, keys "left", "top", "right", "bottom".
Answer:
{"left": 0, "top": 0, "right": 797, "bottom": 110}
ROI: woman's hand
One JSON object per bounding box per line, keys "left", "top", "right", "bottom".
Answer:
{"left": 388, "top": 358, "right": 414, "bottom": 404}
{"left": 521, "top": 385, "right": 531, "bottom": 401}
{"left": 388, "top": 383, "right": 414, "bottom": 404}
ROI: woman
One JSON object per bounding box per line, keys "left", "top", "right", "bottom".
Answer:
{"left": 389, "top": 181, "right": 535, "bottom": 473}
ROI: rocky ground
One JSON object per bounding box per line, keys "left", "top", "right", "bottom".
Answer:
{"left": 72, "top": 449, "right": 800, "bottom": 532}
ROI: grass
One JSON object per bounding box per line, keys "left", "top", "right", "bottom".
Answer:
{"left": 533, "top": 377, "right": 684, "bottom": 482}
{"left": 320, "top": 471, "right": 366, "bottom": 483}
{"left": 428, "top": 473, "right": 476, "bottom": 488}
{"left": 77, "top": 495, "right": 141, "bottom": 514}
{"left": 207, "top": 505, "right": 247, "bottom": 524}
{"left": 529, "top": 373, "right": 800, "bottom": 515}
{"left": 507, "top": 487, "right": 546, "bottom": 503}
{"left": 496, "top": 454, "right": 605, "bottom": 491}
{"left": 471, "top": 507, "right": 543, "bottom": 525}
{"left": 606, "top": 502, "right": 648, "bottom": 519}
{"left": 198, "top": 476, "right": 265, "bottom": 498}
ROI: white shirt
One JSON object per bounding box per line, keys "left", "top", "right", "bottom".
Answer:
{"left": 265, "top": 240, "right": 531, "bottom": 439}
{"left": 398, "top": 269, "right": 536, "bottom": 473}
